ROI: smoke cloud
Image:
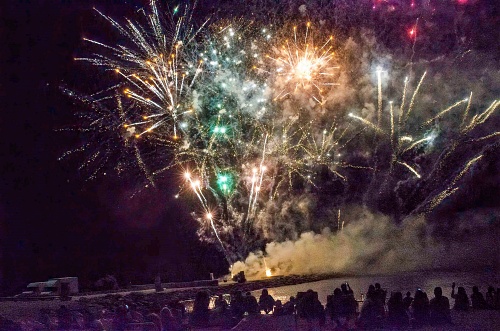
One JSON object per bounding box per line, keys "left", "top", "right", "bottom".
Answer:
{"left": 233, "top": 205, "right": 500, "bottom": 279}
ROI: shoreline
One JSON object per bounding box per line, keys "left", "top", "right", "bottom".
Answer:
{"left": 0, "top": 273, "right": 344, "bottom": 322}
{"left": 1, "top": 272, "right": 499, "bottom": 331}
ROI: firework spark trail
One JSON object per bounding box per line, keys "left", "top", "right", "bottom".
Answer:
{"left": 347, "top": 70, "right": 495, "bottom": 182}
{"left": 461, "top": 92, "right": 473, "bottom": 129}
{"left": 462, "top": 100, "right": 499, "bottom": 133}
{"left": 399, "top": 77, "right": 409, "bottom": 128}
{"left": 348, "top": 113, "right": 384, "bottom": 134}
{"left": 389, "top": 101, "right": 395, "bottom": 154}
{"left": 377, "top": 67, "right": 383, "bottom": 126}
{"left": 134, "top": 144, "right": 155, "bottom": 186}
{"left": 424, "top": 99, "right": 468, "bottom": 126}
{"left": 207, "top": 212, "right": 232, "bottom": 265}
{"left": 251, "top": 134, "right": 269, "bottom": 217}
{"left": 468, "top": 131, "right": 500, "bottom": 142}
{"left": 401, "top": 136, "right": 433, "bottom": 154}
{"left": 185, "top": 173, "right": 208, "bottom": 211}
{"left": 426, "top": 154, "right": 484, "bottom": 212}
{"left": 396, "top": 161, "right": 421, "bottom": 178}
{"left": 404, "top": 70, "right": 426, "bottom": 123}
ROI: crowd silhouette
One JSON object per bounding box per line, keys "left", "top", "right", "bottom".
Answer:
{"left": 1, "top": 282, "right": 499, "bottom": 330}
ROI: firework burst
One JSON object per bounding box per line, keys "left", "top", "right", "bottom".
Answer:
{"left": 258, "top": 22, "right": 339, "bottom": 106}
{"left": 66, "top": 1, "right": 499, "bottom": 267}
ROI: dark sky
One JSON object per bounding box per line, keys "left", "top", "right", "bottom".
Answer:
{"left": 0, "top": 0, "right": 227, "bottom": 295}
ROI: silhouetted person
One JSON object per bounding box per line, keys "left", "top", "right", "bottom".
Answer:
{"left": 245, "top": 292, "right": 259, "bottom": 314}
{"left": 111, "top": 305, "right": 130, "bottom": 331}
{"left": 0, "top": 315, "right": 22, "bottom": 331}
{"left": 231, "top": 291, "right": 245, "bottom": 319}
{"left": 340, "top": 282, "right": 357, "bottom": 319}
{"left": 485, "top": 286, "right": 496, "bottom": 309}
{"left": 497, "top": 288, "right": 500, "bottom": 310}
{"left": 357, "top": 285, "right": 383, "bottom": 329}
{"left": 314, "top": 291, "right": 326, "bottom": 327}
{"left": 282, "top": 296, "right": 296, "bottom": 315}
{"left": 191, "top": 291, "right": 210, "bottom": 327}
{"left": 160, "top": 306, "right": 182, "bottom": 331}
{"left": 233, "top": 271, "right": 246, "bottom": 283}
{"left": 273, "top": 300, "right": 284, "bottom": 316}
{"left": 145, "top": 313, "right": 161, "bottom": 331}
{"left": 403, "top": 291, "right": 413, "bottom": 310}
{"left": 373, "top": 283, "right": 387, "bottom": 317}
{"left": 258, "top": 289, "right": 275, "bottom": 314}
{"left": 169, "top": 301, "right": 186, "bottom": 320}
{"left": 155, "top": 274, "right": 163, "bottom": 292}
{"left": 39, "top": 308, "right": 52, "bottom": 330}
{"left": 374, "top": 283, "right": 387, "bottom": 306}
{"left": 451, "top": 283, "right": 469, "bottom": 311}
{"left": 214, "top": 294, "right": 228, "bottom": 312}
{"left": 341, "top": 282, "right": 353, "bottom": 296}
{"left": 128, "top": 304, "right": 144, "bottom": 323}
{"left": 411, "top": 289, "right": 429, "bottom": 327}
{"left": 387, "top": 291, "right": 409, "bottom": 327}
{"left": 429, "top": 287, "right": 451, "bottom": 326}
{"left": 471, "top": 286, "right": 488, "bottom": 309}
{"left": 57, "top": 305, "right": 73, "bottom": 330}
{"left": 326, "top": 288, "right": 343, "bottom": 326}
{"left": 83, "top": 309, "right": 105, "bottom": 331}
{"left": 297, "top": 289, "right": 324, "bottom": 324}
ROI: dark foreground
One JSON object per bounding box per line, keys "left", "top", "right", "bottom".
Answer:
{"left": 1, "top": 273, "right": 499, "bottom": 330}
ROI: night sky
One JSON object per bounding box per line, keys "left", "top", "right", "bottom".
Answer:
{"left": 1, "top": 0, "right": 227, "bottom": 295}
{"left": 1, "top": 0, "right": 499, "bottom": 295}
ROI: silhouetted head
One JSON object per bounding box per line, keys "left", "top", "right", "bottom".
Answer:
{"left": 290, "top": 296, "right": 295, "bottom": 303}
{"left": 262, "top": 289, "right": 268, "bottom": 296}
{"left": 375, "top": 283, "right": 381, "bottom": 290}
{"left": 434, "top": 287, "right": 443, "bottom": 298}
{"left": 195, "top": 291, "right": 208, "bottom": 300}
{"left": 160, "top": 307, "right": 173, "bottom": 326}
{"left": 472, "top": 286, "right": 479, "bottom": 294}
{"left": 406, "top": 291, "right": 411, "bottom": 297}
{"left": 487, "top": 286, "right": 494, "bottom": 293}
{"left": 341, "top": 284, "right": 347, "bottom": 291}
{"left": 334, "top": 288, "right": 341, "bottom": 296}
{"left": 145, "top": 313, "right": 161, "bottom": 330}
{"left": 367, "top": 285, "right": 376, "bottom": 299}
{"left": 390, "top": 291, "right": 402, "bottom": 302}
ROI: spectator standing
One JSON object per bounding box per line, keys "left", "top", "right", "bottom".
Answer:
{"left": 387, "top": 291, "right": 409, "bottom": 327}
{"left": 411, "top": 289, "right": 429, "bottom": 327}
{"left": 403, "top": 291, "right": 413, "bottom": 310}
{"left": 451, "top": 283, "right": 469, "bottom": 311}
{"left": 191, "top": 291, "right": 210, "bottom": 327}
{"left": 485, "top": 286, "right": 496, "bottom": 309}
{"left": 471, "top": 286, "right": 488, "bottom": 309}
{"left": 429, "top": 287, "right": 451, "bottom": 326}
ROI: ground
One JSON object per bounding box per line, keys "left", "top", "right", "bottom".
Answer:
{"left": 1, "top": 274, "right": 499, "bottom": 330}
